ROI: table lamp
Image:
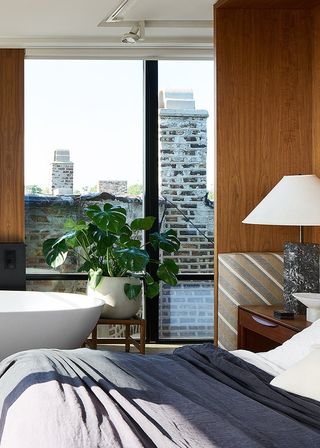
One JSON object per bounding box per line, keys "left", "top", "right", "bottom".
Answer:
{"left": 243, "top": 174, "right": 320, "bottom": 315}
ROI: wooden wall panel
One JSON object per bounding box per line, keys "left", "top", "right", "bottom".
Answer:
{"left": 312, "top": 6, "right": 320, "bottom": 243}
{"left": 215, "top": 0, "right": 320, "bottom": 8}
{"left": 215, "top": 9, "right": 312, "bottom": 255}
{"left": 0, "top": 49, "right": 24, "bottom": 241}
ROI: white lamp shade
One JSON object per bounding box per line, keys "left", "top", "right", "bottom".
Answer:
{"left": 243, "top": 174, "right": 320, "bottom": 226}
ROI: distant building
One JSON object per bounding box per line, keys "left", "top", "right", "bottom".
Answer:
{"left": 98, "top": 180, "right": 127, "bottom": 196}
{"left": 50, "top": 149, "right": 74, "bottom": 195}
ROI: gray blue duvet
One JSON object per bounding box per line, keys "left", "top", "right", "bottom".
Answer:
{"left": 0, "top": 343, "right": 319, "bottom": 447}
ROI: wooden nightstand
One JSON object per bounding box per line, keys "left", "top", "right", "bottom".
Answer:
{"left": 237, "top": 305, "right": 311, "bottom": 352}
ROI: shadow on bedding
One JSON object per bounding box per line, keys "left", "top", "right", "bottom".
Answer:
{"left": 0, "top": 346, "right": 320, "bottom": 448}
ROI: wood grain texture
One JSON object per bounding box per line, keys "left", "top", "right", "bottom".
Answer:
{"left": 215, "top": 0, "right": 320, "bottom": 8}
{"left": 0, "top": 50, "right": 24, "bottom": 242}
{"left": 215, "top": 8, "right": 312, "bottom": 255}
{"left": 312, "top": 6, "right": 320, "bottom": 243}
{"left": 238, "top": 305, "right": 311, "bottom": 331}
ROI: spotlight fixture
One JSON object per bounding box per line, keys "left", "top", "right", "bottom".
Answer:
{"left": 121, "top": 21, "right": 144, "bottom": 44}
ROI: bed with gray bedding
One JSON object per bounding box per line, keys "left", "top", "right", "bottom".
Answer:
{"left": 0, "top": 343, "right": 319, "bottom": 447}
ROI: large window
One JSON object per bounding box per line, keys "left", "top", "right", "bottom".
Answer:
{"left": 25, "top": 59, "right": 214, "bottom": 342}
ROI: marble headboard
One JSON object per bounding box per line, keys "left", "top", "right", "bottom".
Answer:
{"left": 218, "top": 252, "right": 284, "bottom": 350}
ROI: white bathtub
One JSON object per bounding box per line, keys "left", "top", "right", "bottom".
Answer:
{"left": 0, "top": 291, "right": 104, "bottom": 360}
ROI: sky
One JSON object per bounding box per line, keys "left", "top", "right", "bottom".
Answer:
{"left": 25, "top": 59, "right": 214, "bottom": 192}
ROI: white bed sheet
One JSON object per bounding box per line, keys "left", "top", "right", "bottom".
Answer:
{"left": 231, "top": 349, "right": 285, "bottom": 377}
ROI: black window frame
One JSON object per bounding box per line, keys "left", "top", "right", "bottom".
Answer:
{"left": 26, "top": 59, "right": 214, "bottom": 344}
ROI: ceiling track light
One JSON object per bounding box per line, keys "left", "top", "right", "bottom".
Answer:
{"left": 121, "top": 21, "right": 145, "bottom": 44}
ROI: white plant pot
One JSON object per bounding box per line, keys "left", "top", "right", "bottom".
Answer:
{"left": 87, "top": 276, "right": 142, "bottom": 319}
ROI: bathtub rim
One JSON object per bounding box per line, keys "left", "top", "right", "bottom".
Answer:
{"left": 0, "top": 290, "right": 104, "bottom": 313}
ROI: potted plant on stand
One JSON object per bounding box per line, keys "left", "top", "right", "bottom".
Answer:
{"left": 43, "top": 202, "right": 180, "bottom": 319}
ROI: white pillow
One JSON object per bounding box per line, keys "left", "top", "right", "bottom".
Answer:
{"left": 258, "top": 318, "right": 320, "bottom": 371}
{"left": 231, "top": 349, "right": 284, "bottom": 376}
{"left": 270, "top": 347, "right": 320, "bottom": 401}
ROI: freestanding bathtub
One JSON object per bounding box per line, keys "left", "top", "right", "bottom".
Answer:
{"left": 0, "top": 291, "right": 104, "bottom": 361}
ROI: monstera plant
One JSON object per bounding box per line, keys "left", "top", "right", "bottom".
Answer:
{"left": 43, "top": 203, "right": 180, "bottom": 318}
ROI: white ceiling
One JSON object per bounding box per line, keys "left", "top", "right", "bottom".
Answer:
{"left": 0, "top": 0, "right": 215, "bottom": 52}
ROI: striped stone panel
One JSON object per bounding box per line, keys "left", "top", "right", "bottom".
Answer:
{"left": 218, "top": 252, "right": 284, "bottom": 350}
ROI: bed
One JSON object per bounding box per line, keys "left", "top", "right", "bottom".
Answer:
{"left": 0, "top": 339, "right": 319, "bottom": 448}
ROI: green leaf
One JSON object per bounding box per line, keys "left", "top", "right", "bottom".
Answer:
{"left": 88, "top": 268, "right": 103, "bottom": 289}
{"left": 146, "top": 281, "right": 159, "bottom": 298}
{"left": 150, "top": 229, "right": 180, "bottom": 253}
{"left": 119, "top": 224, "right": 133, "bottom": 245}
{"left": 103, "top": 203, "right": 113, "bottom": 212}
{"left": 119, "top": 234, "right": 130, "bottom": 245}
{"left": 96, "top": 238, "right": 115, "bottom": 256}
{"left": 54, "top": 230, "right": 76, "bottom": 245}
{"left": 64, "top": 218, "right": 87, "bottom": 232}
{"left": 43, "top": 238, "right": 68, "bottom": 269}
{"left": 87, "top": 224, "right": 105, "bottom": 242}
{"left": 125, "top": 239, "right": 142, "bottom": 249}
{"left": 157, "top": 259, "right": 179, "bottom": 286}
{"left": 145, "top": 272, "right": 155, "bottom": 285}
{"left": 144, "top": 272, "right": 159, "bottom": 298}
{"left": 77, "top": 260, "right": 95, "bottom": 273}
{"left": 67, "top": 230, "right": 90, "bottom": 249}
{"left": 131, "top": 216, "right": 155, "bottom": 231}
{"left": 85, "top": 204, "right": 127, "bottom": 233}
{"left": 163, "top": 258, "right": 179, "bottom": 275}
{"left": 115, "top": 247, "right": 149, "bottom": 272}
{"left": 124, "top": 283, "right": 142, "bottom": 300}
{"left": 120, "top": 224, "right": 133, "bottom": 237}
{"left": 86, "top": 224, "right": 116, "bottom": 255}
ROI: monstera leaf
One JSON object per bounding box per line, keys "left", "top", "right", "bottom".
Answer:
{"left": 150, "top": 229, "right": 180, "bottom": 253}
{"left": 85, "top": 204, "right": 127, "bottom": 233}
{"left": 124, "top": 282, "right": 142, "bottom": 300}
{"left": 130, "top": 216, "right": 155, "bottom": 231}
{"left": 43, "top": 238, "right": 69, "bottom": 268}
{"left": 144, "top": 273, "right": 160, "bottom": 298}
{"left": 87, "top": 224, "right": 116, "bottom": 255}
{"left": 42, "top": 201, "right": 182, "bottom": 295}
{"left": 157, "top": 258, "right": 179, "bottom": 286}
{"left": 88, "top": 268, "right": 103, "bottom": 289}
{"left": 115, "top": 247, "right": 149, "bottom": 273}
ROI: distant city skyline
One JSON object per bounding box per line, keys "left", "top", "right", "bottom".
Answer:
{"left": 25, "top": 59, "right": 214, "bottom": 193}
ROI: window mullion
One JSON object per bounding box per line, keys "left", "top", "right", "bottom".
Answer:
{"left": 144, "top": 60, "right": 159, "bottom": 343}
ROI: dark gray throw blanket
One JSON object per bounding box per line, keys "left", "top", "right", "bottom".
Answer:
{"left": 0, "top": 344, "right": 319, "bottom": 448}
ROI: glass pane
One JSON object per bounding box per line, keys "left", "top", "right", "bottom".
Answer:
{"left": 158, "top": 60, "right": 214, "bottom": 276}
{"left": 159, "top": 280, "right": 214, "bottom": 339}
{"left": 25, "top": 60, "right": 144, "bottom": 274}
{"left": 26, "top": 279, "right": 87, "bottom": 294}
{"left": 158, "top": 61, "right": 214, "bottom": 340}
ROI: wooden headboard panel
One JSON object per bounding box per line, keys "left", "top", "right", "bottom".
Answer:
{"left": 213, "top": 2, "right": 320, "bottom": 344}
{"left": 217, "top": 252, "right": 284, "bottom": 350}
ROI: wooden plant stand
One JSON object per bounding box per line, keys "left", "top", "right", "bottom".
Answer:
{"left": 90, "top": 316, "right": 146, "bottom": 354}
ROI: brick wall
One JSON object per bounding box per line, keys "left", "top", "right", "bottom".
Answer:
{"left": 98, "top": 180, "right": 128, "bottom": 195}
{"left": 159, "top": 108, "right": 214, "bottom": 274}
{"left": 157, "top": 93, "right": 214, "bottom": 338}
{"left": 25, "top": 193, "right": 142, "bottom": 272}
{"left": 159, "top": 281, "right": 213, "bottom": 339}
